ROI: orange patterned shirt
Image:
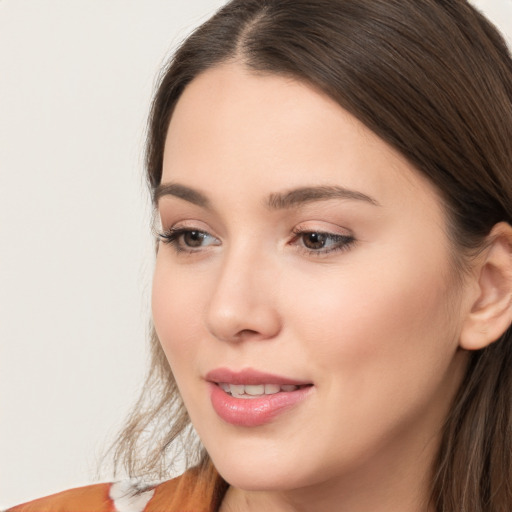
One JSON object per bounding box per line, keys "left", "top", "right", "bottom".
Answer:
{"left": 5, "top": 466, "right": 227, "bottom": 512}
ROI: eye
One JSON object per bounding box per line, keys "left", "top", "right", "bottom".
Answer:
{"left": 291, "top": 228, "right": 355, "bottom": 255}
{"left": 158, "top": 227, "right": 220, "bottom": 253}
{"left": 180, "top": 230, "right": 209, "bottom": 248}
{"left": 301, "top": 232, "right": 331, "bottom": 250}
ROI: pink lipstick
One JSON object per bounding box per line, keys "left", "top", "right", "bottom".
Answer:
{"left": 206, "top": 368, "right": 313, "bottom": 427}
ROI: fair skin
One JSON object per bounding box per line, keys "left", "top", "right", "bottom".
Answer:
{"left": 151, "top": 62, "right": 512, "bottom": 512}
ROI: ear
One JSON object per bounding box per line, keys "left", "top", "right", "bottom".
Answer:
{"left": 460, "top": 222, "right": 512, "bottom": 350}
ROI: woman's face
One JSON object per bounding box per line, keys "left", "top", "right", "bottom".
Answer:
{"left": 152, "top": 63, "right": 470, "bottom": 493}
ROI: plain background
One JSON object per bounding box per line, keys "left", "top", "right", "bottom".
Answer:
{"left": 1, "top": 0, "right": 511, "bottom": 507}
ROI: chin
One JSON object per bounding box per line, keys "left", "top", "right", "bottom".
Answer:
{"left": 206, "top": 443, "right": 321, "bottom": 492}
{"left": 217, "top": 464, "right": 303, "bottom": 492}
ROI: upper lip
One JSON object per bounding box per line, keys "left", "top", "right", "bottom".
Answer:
{"left": 205, "top": 367, "right": 312, "bottom": 386}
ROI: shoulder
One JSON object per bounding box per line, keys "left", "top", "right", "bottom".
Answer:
{"left": 3, "top": 480, "right": 153, "bottom": 512}
{"left": 4, "top": 466, "right": 225, "bottom": 512}
{"left": 4, "top": 482, "right": 117, "bottom": 512}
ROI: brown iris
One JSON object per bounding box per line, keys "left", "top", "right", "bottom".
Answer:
{"left": 302, "top": 232, "right": 328, "bottom": 250}
{"left": 183, "top": 231, "right": 206, "bottom": 247}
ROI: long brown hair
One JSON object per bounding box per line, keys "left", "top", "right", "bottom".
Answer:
{"left": 113, "top": 1, "right": 512, "bottom": 510}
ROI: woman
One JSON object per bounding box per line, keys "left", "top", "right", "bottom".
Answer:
{"left": 7, "top": 0, "right": 512, "bottom": 511}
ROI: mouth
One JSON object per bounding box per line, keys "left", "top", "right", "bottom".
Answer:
{"left": 217, "top": 382, "right": 310, "bottom": 399}
{"left": 205, "top": 368, "right": 314, "bottom": 426}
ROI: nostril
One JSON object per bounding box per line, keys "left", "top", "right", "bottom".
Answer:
{"left": 236, "top": 329, "right": 259, "bottom": 338}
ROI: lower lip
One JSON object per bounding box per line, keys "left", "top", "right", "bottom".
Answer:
{"left": 209, "top": 382, "right": 313, "bottom": 427}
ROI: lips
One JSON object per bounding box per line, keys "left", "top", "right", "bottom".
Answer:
{"left": 205, "top": 367, "right": 311, "bottom": 386}
{"left": 206, "top": 368, "right": 313, "bottom": 426}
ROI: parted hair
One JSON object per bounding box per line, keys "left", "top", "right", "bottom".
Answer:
{"left": 112, "top": 1, "right": 512, "bottom": 510}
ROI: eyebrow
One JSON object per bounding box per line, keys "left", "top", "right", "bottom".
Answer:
{"left": 266, "top": 185, "right": 380, "bottom": 209}
{"left": 154, "top": 183, "right": 380, "bottom": 209}
{"left": 154, "top": 183, "right": 211, "bottom": 208}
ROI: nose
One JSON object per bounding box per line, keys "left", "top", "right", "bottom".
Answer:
{"left": 205, "top": 247, "right": 282, "bottom": 343}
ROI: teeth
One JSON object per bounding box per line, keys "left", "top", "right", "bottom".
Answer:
{"left": 245, "top": 384, "right": 265, "bottom": 395}
{"left": 230, "top": 384, "right": 245, "bottom": 396}
{"left": 219, "top": 383, "right": 300, "bottom": 397}
{"left": 264, "top": 384, "right": 281, "bottom": 394}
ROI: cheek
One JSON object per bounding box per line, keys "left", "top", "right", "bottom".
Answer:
{"left": 151, "top": 256, "right": 205, "bottom": 368}
{"left": 278, "top": 247, "right": 464, "bottom": 466}
{"left": 287, "top": 244, "right": 460, "bottom": 397}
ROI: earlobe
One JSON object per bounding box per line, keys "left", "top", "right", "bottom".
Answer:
{"left": 460, "top": 222, "right": 512, "bottom": 351}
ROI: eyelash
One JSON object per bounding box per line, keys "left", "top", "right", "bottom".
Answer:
{"left": 290, "top": 228, "right": 355, "bottom": 256}
{"left": 158, "top": 227, "right": 219, "bottom": 253}
{"left": 157, "top": 227, "right": 356, "bottom": 256}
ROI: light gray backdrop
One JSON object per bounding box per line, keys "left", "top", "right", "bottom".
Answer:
{"left": 1, "top": 0, "right": 511, "bottom": 507}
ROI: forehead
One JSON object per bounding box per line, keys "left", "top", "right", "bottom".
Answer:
{"left": 162, "top": 62, "right": 441, "bottom": 217}
{"left": 164, "top": 63, "right": 369, "bottom": 171}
